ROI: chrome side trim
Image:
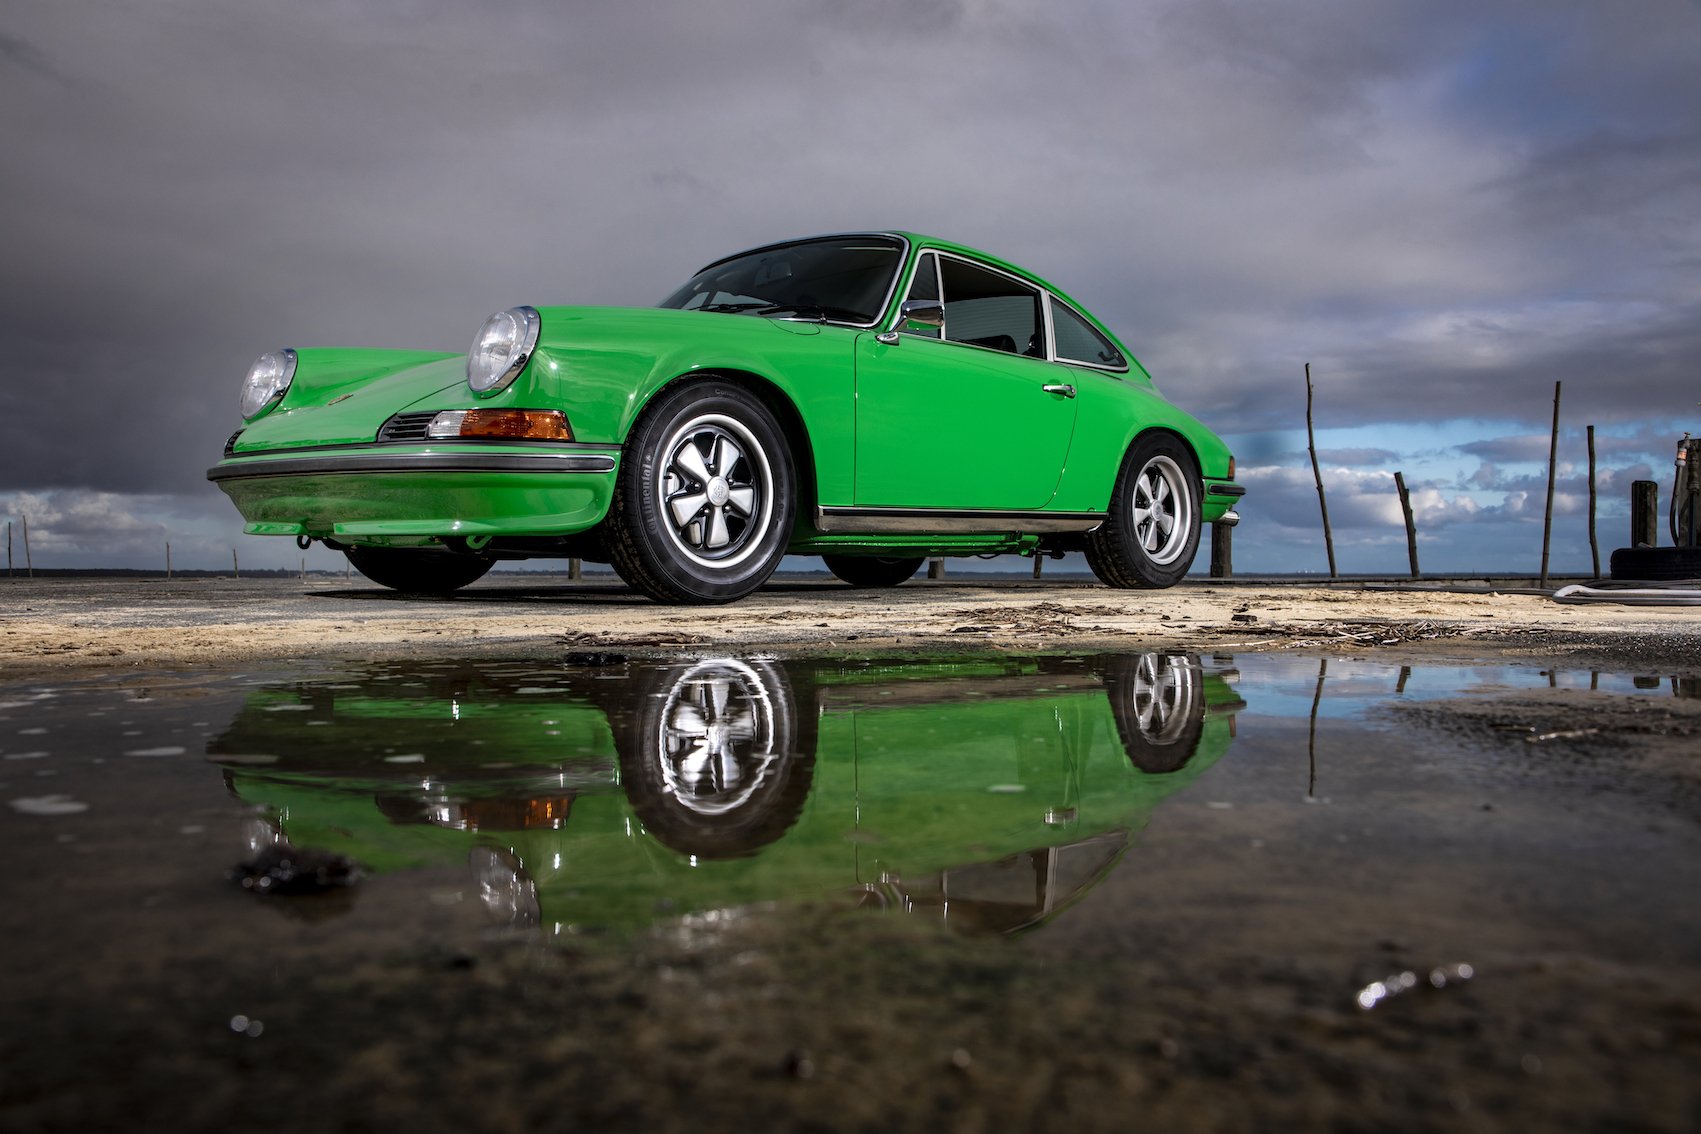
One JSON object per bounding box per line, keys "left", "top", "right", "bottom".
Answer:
{"left": 815, "top": 507, "right": 1104, "bottom": 534}
{"left": 208, "top": 451, "right": 617, "bottom": 483}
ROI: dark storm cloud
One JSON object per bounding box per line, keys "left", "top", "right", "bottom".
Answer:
{"left": 0, "top": 29, "right": 68, "bottom": 83}
{"left": 1314, "top": 448, "right": 1399, "bottom": 468}
{"left": 3, "top": 0, "right": 1699, "bottom": 570}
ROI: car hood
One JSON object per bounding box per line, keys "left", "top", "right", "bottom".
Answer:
{"left": 231, "top": 350, "right": 462, "bottom": 452}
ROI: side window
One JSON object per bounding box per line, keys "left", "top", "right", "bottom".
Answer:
{"left": 901, "top": 252, "right": 942, "bottom": 339}
{"left": 940, "top": 257, "right": 1043, "bottom": 357}
{"left": 1050, "top": 299, "right": 1126, "bottom": 369}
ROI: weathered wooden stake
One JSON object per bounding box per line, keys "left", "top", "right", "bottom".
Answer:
{"left": 166, "top": 542, "right": 172, "bottom": 579}
{"left": 1305, "top": 363, "right": 1337, "bottom": 577}
{"left": 300, "top": 557, "right": 306, "bottom": 582}
{"left": 1393, "top": 472, "right": 1419, "bottom": 577}
{"left": 6, "top": 521, "right": 11, "bottom": 577}
{"left": 1539, "top": 380, "right": 1562, "bottom": 587}
{"left": 1210, "top": 522, "right": 1232, "bottom": 578}
{"left": 1586, "top": 425, "right": 1600, "bottom": 577}
{"left": 1631, "top": 480, "right": 1659, "bottom": 547}
{"left": 1032, "top": 554, "right": 1043, "bottom": 579}
{"left": 1307, "top": 656, "right": 1327, "bottom": 798}
{"left": 569, "top": 558, "right": 583, "bottom": 581}
{"left": 927, "top": 558, "right": 945, "bottom": 579}
{"left": 21, "top": 515, "right": 31, "bottom": 578}
{"left": 233, "top": 548, "right": 240, "bottom": 578}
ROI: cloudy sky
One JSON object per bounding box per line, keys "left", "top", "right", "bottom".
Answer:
{"left": 4, "top": 0, "right": 1699, "bottom": 576}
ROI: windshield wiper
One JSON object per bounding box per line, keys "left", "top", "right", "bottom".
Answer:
{"left": 695, "top": 302, "right": 769, "bottom": 314}
{"left": 753, "top": 304, "right": 870, "bottom": 323}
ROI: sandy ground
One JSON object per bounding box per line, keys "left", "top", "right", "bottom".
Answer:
{"left": 4, "top": 573, "right": 1700, "bottom": 674}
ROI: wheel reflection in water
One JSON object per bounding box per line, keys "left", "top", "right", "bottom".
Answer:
{"left": 654, "top": 659, "right": 782, "bottom": 819}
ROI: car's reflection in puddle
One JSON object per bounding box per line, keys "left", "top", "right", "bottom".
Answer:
{"left": 210, "top": 654, "right": 1245, "bottom": 936}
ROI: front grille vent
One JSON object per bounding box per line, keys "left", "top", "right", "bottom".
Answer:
{"left": 378, "top": 411, "right": 437, "bottom": 442}
{"left": 223, "top": 430, "right": 243, "bottom": 457}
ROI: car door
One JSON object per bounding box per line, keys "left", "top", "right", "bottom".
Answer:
{"left": 853, "top": 252, "right": 1078, "bottom": 510}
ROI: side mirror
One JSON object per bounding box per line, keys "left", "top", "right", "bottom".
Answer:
{"left": 899, "top": 299, "right": 945, "bottom": 329}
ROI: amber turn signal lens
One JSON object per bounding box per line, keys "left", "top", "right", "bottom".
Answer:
{"left": 433, "top": 409, "right": 572, "bottom": 440}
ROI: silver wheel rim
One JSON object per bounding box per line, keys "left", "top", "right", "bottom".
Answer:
{"left": 1131, "top": 653, "right": 1196, "bottom": 743}
{"left": 654, "top": 659, "right": 782, "bottom": 818}
{"left": 1131, "top": 455, "right": 1193, "bottom": 566}
{"left": 657, "top": 412, "right": 774, "bottom": 569}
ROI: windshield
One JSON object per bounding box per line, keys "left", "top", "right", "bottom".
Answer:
{"left": 658, "top": 236, "right": 905, "bottom": 325}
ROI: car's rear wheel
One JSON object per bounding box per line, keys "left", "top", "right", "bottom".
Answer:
{"left": 607, "top": 380, "right": 795, "bottom": 604}
{"left": 344, "top": 546, "right": 495, "bottom": 595}
{"left": 822, "top": 554, "right": 925, "bottom": 588}
{"left": 1085, "top": 434, "right": 1201, "bottom": 589}
{"left": 1105, "top": 653, "right": 1207, "bottom": 773}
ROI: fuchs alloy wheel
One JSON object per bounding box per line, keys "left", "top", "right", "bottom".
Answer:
{"left": 1106, "top": 652, "right": 1207, "bottom": 773}
{"left": 607, "top": 381, "right": 795, "bottom": 604}
{"left": 343, "top": 546, "right": 495, "bottom": 595}
{"left": 614, "top": 658, "right": 816, "bottom": 859}
{"left": 1085, "top": 433, "right": 1202, "bottom": 589}
{"left": 822, "top": 555, "right": 925, "bottom": 588}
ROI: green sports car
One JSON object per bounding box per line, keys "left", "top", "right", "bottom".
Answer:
{"left": 208, "top": 233, "right": 1243, "bottom": 603}
{"left": 212, "top": 653, "right": 1245, "bottom": 935}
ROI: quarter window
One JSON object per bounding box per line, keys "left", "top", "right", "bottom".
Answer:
{"left": 940, "top": 257, "right": 1044, "bottom": 358}
{"left": 900, "top": 252, "right": 942, "bottom": 339}
{"left": 1050, "top": 299, "right": 1125, "bottom": 369}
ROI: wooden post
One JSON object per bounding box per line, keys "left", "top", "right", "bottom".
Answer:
{"left": 1631, "top": 481, "right": 1659, "bottom": 547}
{"left": 1539, "top": 381, "right": 1562, "bottom": 587}
{"left": 233, "top": 548, "right": 240, "bottom": 578}
{"left": 1032, "top": 554, "right": 1043, "bottom": 579}
{"left": 6, "top": 521, "right": 11, "bottom": 577}
{"left": 1305, "top": 363, "right": 1337, "bottom": 577}
{"left": 21, "top": 515, "right": 31, "bottom": 578}
{"left": 1306, "top": 656, "right": 1327, "bottom": 799}
{"left": 1586, "top": 425, "right": 1599, "bottom": 577}
{"left": 927, "top": 558, "right": 945, "bottom": 579}
{"left": 166, "top": 542, "right": 172, "bottom": 579}
{"left": 1393, "top": 472, "right": 1419, "bottom": 577}
{"left": 300, "top": 557, "right": 306, "bottom": 582}
{"left": 569, "top": 558, "right": 583, "bottom": 581}
{"left": 1210, "top": 522, "right": 1232, "bottom": 578}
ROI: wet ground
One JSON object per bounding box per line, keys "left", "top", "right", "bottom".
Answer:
{"left": 2, "top": 649, "right": 1698, "bottom": 1132}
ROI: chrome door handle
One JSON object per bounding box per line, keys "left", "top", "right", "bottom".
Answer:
{"left": 1042, "top": 384, "right": 1076, "bottom": 399}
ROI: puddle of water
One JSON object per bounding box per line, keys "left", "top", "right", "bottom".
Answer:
{"left": 3, "top": 652, "right": 1695, "bottom": 951}
{"left": 2, "top": 652, "right": 1698, "bottom": 1129}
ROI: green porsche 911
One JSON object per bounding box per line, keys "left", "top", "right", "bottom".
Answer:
{"left": 208, "top": 233, "right": 1243, "bottom": 603}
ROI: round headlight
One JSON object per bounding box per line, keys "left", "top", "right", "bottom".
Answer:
{"left": 239, "top": 349, "right": 297, "bottom": 420}
{"left": 467, "top": 306, "right": 541, "bottom": 395}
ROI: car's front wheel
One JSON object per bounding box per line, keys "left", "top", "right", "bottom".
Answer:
{"left": 1085, "top": 433, "right": 1202, "bottom": 589}
{"left": 343, "top": 546, "right": 495, "bottom": 595}
{"left": 822, "top": 555, "right": 925, "bottom": 588}
{"left": 607, "top": 380, "right": 795, "bottom": 604}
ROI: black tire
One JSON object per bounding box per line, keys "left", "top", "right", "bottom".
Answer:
{"left": 614, "top": 659, "right": 816, "bottom": 860}
{"left": 1105, "top": 653, "right": 1207, "bottom": 774}
{"left": 344, "top": 546, "right": 494, "bottom": 595}
{"left": 1085, "top": 433, "right": 1202, "bottom": 589}
{"left": 822, "top": 554, "right": 925, "bottom": 588}
{"left": 606, "top": 380, "right": 795, "bottom": 604}
{"left": 1609, "top": 546, "right": 1701, "bottom": 581}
